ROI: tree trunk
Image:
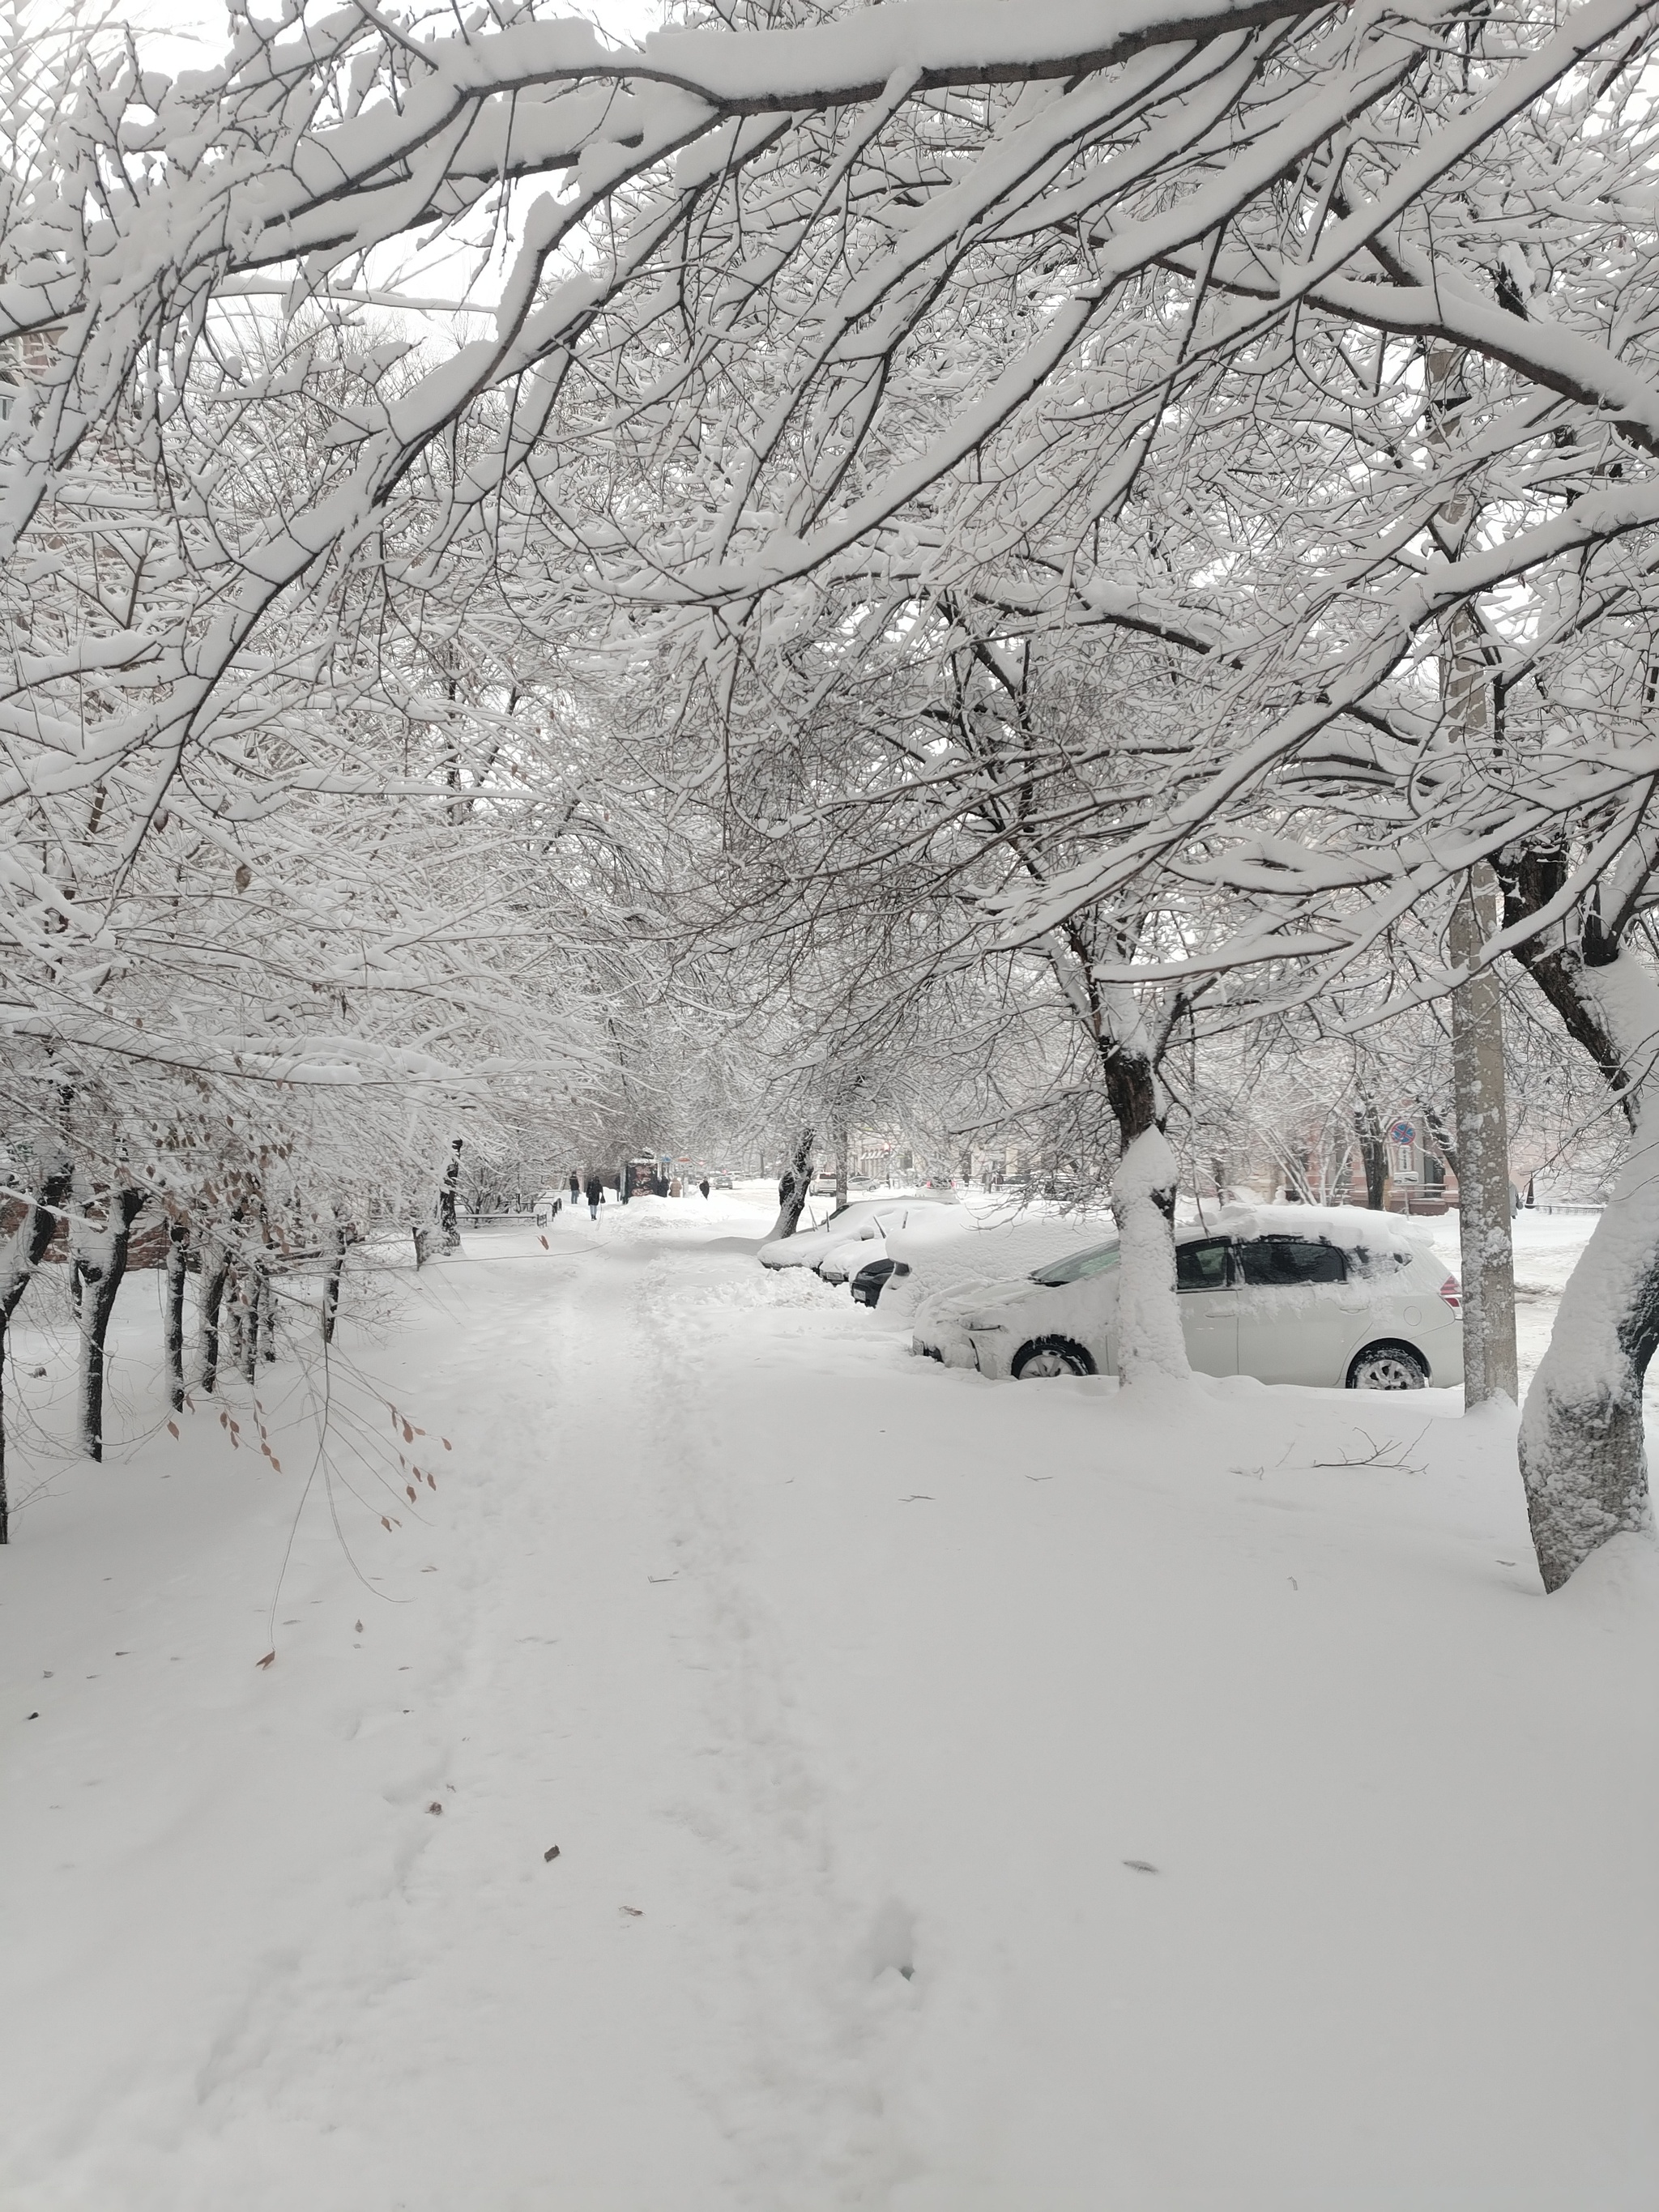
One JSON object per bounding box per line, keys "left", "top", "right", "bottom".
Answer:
{"left": 77, "top": 1187, "right": 146, "bottom": 1463}
{"left": 0, "top": 1161, "right": 72, "bottom": 1543}
{"left": 257, "top": 1262, "right": 276, "bottom": 1364}
{"left": 439, "top": 1139, "right": 463, "bottom": 1247}
{"left": 1098, "top": 1030, "right": 1190, "bottom": 1387}
{"left": 768, "top": 1129, "right": 815, "bottom": 1240}
{"left": 224, "top": 1272, "right": 245, "bottom": 1371}
{"left": 1449, "top": 866, "right": 1518, "bottom": 1406}
{"left": 323, "top": 1215, "right": 347, "bottom": 1345}
{"left": 1425, "top": 341, "right": 1518, "bottom": 1404}
{"left": 834, "top": 1116, "right": 850, "bottom": 1211}
{"left": 1110, "top": 1125, "right": 1190, "bottom": 1385}
{"left": 1419, "top": 1099, "right": 1459, "bottom": 1184}
{"left": 1517, "top": 949, "right": 1659, "bottom": 1589}
{"left": 164, "top": 1217, "right": 189, "bottom": 1414}
{"left": 198, "top": 1237, "right": 230, "bottom": 1393}
{"left": 1353, "top": 1098, "right": 1388, "bottom": 1209}
{"left": 236, "top": 1268, "right": 258, "bottom": 1382}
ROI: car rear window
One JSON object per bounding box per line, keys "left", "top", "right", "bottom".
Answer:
{"left": 1350, "top": 1246, "right": 1412, "bottom": 1276}
{"left": 1030, "top": 1242, "right": 1120, "bottom": 1285}
{"left": 1235, "top": 1236, "right": 1347, "bottom": 1285}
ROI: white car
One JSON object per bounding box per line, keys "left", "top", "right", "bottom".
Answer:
{"left": 758, "top": 1192, "right": 956, "bottom": 1271}
{"left": 912, "top": 1205, "right": 1463, "bottom": 1390}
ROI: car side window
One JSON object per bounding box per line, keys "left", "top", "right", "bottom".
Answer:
{"left": 1235, "top": 1237, "right": 1346, "bottom": 1285}
{"left": 1175, "top": 1238, "right": 1231, "bottom": 1291}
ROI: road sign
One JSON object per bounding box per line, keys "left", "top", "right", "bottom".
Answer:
{"left": 1390, "top": 1121, "right": 1415, "bottom": 1145}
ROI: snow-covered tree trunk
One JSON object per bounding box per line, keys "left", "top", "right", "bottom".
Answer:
{"left": 1096, "top": 986, "right": 1192, "bottom": 1387}
{"left": 257, "top": 1264, "right": 276, "bottom": 1366}
{"left": 1426, "top": 340, "right": 1518, "bottom": 1409}
{"left": 769, "top": 1130, "right": 815, "bottom": 1240}
{"left": 1110, "top": 1126, "right": 1191, "bottom": 1387}
{"left": 75, "top": 1187, "right": 146, "bottom": 1463}
{"left": 322, "top": 1214, "right": 347, "bottom": 1347}
{"left": 164, "top": 1217, "right": 189, "bottom": 1415}
{"left": 236, "top": 1269, "right": 258, "bottom": 1383}
{"left": 1520, "top": 950, "right": 1659, "bottom": 1589}
{"left": 0, "top": 1160, "right": 71, "bottom": 1542}
{"left": 198, "top": 1237, "right": 230, "bottom": 1394}
{"left": 1449, "top": 867, "right": 1518, "bottom": 1407}
{"left": 439, "top": 1140, "right": 463, "bottom": 1251}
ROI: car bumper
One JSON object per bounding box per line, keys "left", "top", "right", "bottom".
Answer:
{"left": 911, "top": 1323, "right": 978, "bottom": 1370}
{"left": 963, "top": 1329, "right": 1017, "bottom": 1379}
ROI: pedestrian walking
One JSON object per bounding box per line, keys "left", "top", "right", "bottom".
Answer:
{"left": 699, "top": 1177, "right": 710, "bottom": 1200}
{"left": 585, "top": 1172, "right": 604, "bottom": 1221}
{"left": 568, "top": 1170, "right": 580, "bottom": 1206}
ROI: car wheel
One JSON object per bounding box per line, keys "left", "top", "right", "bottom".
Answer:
{"left": 1013, "top": 1336, "right": 1096, "bottom": 1379}
{"left": 1346, "top": 1340, "right": 1430, "bottom": 1391}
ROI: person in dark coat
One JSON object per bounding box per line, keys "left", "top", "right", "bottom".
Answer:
{"left": 699, "top": 1177, "right": 710, "bottom": 1200}
{"left": 584, "top": 1173, "right": 604, "bottom": 1221}
{"left": 569, "top": 1170, "right": 580, "bottom": 1206}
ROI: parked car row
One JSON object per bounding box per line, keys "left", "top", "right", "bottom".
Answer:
{"left": 768, "top": 1199, "right": 1464, "bottom": 1393}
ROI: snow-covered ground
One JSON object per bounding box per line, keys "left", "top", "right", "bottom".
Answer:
{"left": 5, "top": 1189, "right": 1659, "bottom": 2210}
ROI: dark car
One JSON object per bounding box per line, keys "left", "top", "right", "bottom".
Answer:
{"left": 851, "top": 1257, "right": 909, "bottom": 1306}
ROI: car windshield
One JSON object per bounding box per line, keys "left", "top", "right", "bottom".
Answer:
{"left": 1030, "top": 1242, "right": 1120, "bottom": 1285}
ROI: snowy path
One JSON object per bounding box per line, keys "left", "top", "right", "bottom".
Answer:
{"left": 2, "top": 1216, "right": 885, "bottom": 2208}
{"left": 6, "top": 1196, "right": 1659, "bottom": 2208}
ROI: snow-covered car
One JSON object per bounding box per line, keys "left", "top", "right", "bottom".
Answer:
{"left": 758, "top": 1193, "right": 955, "bottom": 1271}
{"left": 873, "top": 1208, "right": 1119, "bottom": 1328}
{"left": 851, "top": 1257, "right": 906, "bottom": 1306}
{"left": 912, "top": 1204, "right": 1462, "bottom": 1390}
{"left": 817, "top": 1233, "right": 885, "bottom": 1284}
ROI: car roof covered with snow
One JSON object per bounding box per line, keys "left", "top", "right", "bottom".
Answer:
{"left": 1208, "top": 1202, "right": 1431, "bottom": 1257}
